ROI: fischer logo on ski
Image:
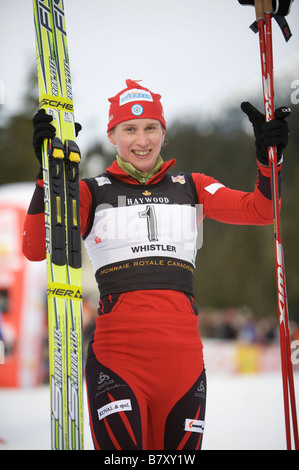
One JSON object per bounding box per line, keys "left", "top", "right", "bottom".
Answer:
{"left": 47, "top": 282, "right": 83, "bottom": 300}
{"left": 40, "top": 95, "right": 74, "bottom": 112}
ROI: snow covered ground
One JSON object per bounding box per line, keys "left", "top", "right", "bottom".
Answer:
{"left": 1, "top": 372, "right": 298, "bottom": 450}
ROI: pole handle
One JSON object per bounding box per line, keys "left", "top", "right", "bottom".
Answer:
{"left": 254, "top": 0, "right": 264, "bottom": 20}
{"left": 263, "top": 0, "right": 273, "bottom": 13}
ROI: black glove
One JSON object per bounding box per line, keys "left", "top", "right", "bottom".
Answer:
{"left": 238, "top": 0, "right": 293, "bottom": 16}
{"left": 241, "top": 101, "right": 291, "bottom": 166}
{"left": 32, "top": 109, "right": 82, "bottom": 178}
{"left": 32, "top": 109, "right": 56, "bottom": 164}
{"left": 74, "top": 122, "right": 82, "bottom": 136}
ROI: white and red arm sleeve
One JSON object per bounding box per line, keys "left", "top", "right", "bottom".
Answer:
{"left": 192, "top": 162, "right": 280, "bottom": 225}
{"left": 22, "top": 179, "right": 93, "bottom": 261}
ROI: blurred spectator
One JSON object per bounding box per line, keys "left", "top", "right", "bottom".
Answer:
{"left": 198, "top": 305, "right": 299, "bottom": 345}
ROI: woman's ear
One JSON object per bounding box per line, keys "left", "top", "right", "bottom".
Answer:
{"left": 108, "top": 131, "right": 116, "bottom": 146}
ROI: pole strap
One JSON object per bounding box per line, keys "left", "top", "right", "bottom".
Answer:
{"left": 249, "top": 14, "right": 292, "bottom": 41}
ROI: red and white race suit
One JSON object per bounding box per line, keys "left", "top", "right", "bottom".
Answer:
{"left": 23, "top": 158, "right": 277, "bottom": 449}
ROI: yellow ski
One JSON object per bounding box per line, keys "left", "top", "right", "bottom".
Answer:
{"left": 33, "top": 0, "right": 84, "bottom": 450}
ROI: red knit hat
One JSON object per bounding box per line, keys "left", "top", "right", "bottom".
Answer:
{"left": 107, "top": 79, "right": 166, "bottom": 132}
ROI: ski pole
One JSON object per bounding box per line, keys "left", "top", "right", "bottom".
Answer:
{"left": 254, "top": 0, "right": 299, "bottom": 450}
{"left": 262, "top": 0, "right": 299, "bottom": 451}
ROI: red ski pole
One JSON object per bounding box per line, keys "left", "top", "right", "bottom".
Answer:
{"left": 254, "top": 0, "right": 299, "bottom": 450}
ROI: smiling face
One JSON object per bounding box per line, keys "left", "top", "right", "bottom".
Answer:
{"left": 108, "top": 119, "right": 166, "bottom": 174}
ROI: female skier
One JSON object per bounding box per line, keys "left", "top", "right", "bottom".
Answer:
{"left": 23, "top": 79, "right": 290, "bottom": 450}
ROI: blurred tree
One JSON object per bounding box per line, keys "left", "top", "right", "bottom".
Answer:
{"left": 0, "top": 68, "right": 39, "bottom": 185}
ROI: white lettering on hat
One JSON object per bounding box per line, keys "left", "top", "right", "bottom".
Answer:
{"left": 119, "top": 88, "right": 153, "bottom": 106}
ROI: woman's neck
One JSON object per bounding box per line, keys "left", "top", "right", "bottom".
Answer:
{"left": 116, "top": 154, "right": 164, "bottom": 184}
